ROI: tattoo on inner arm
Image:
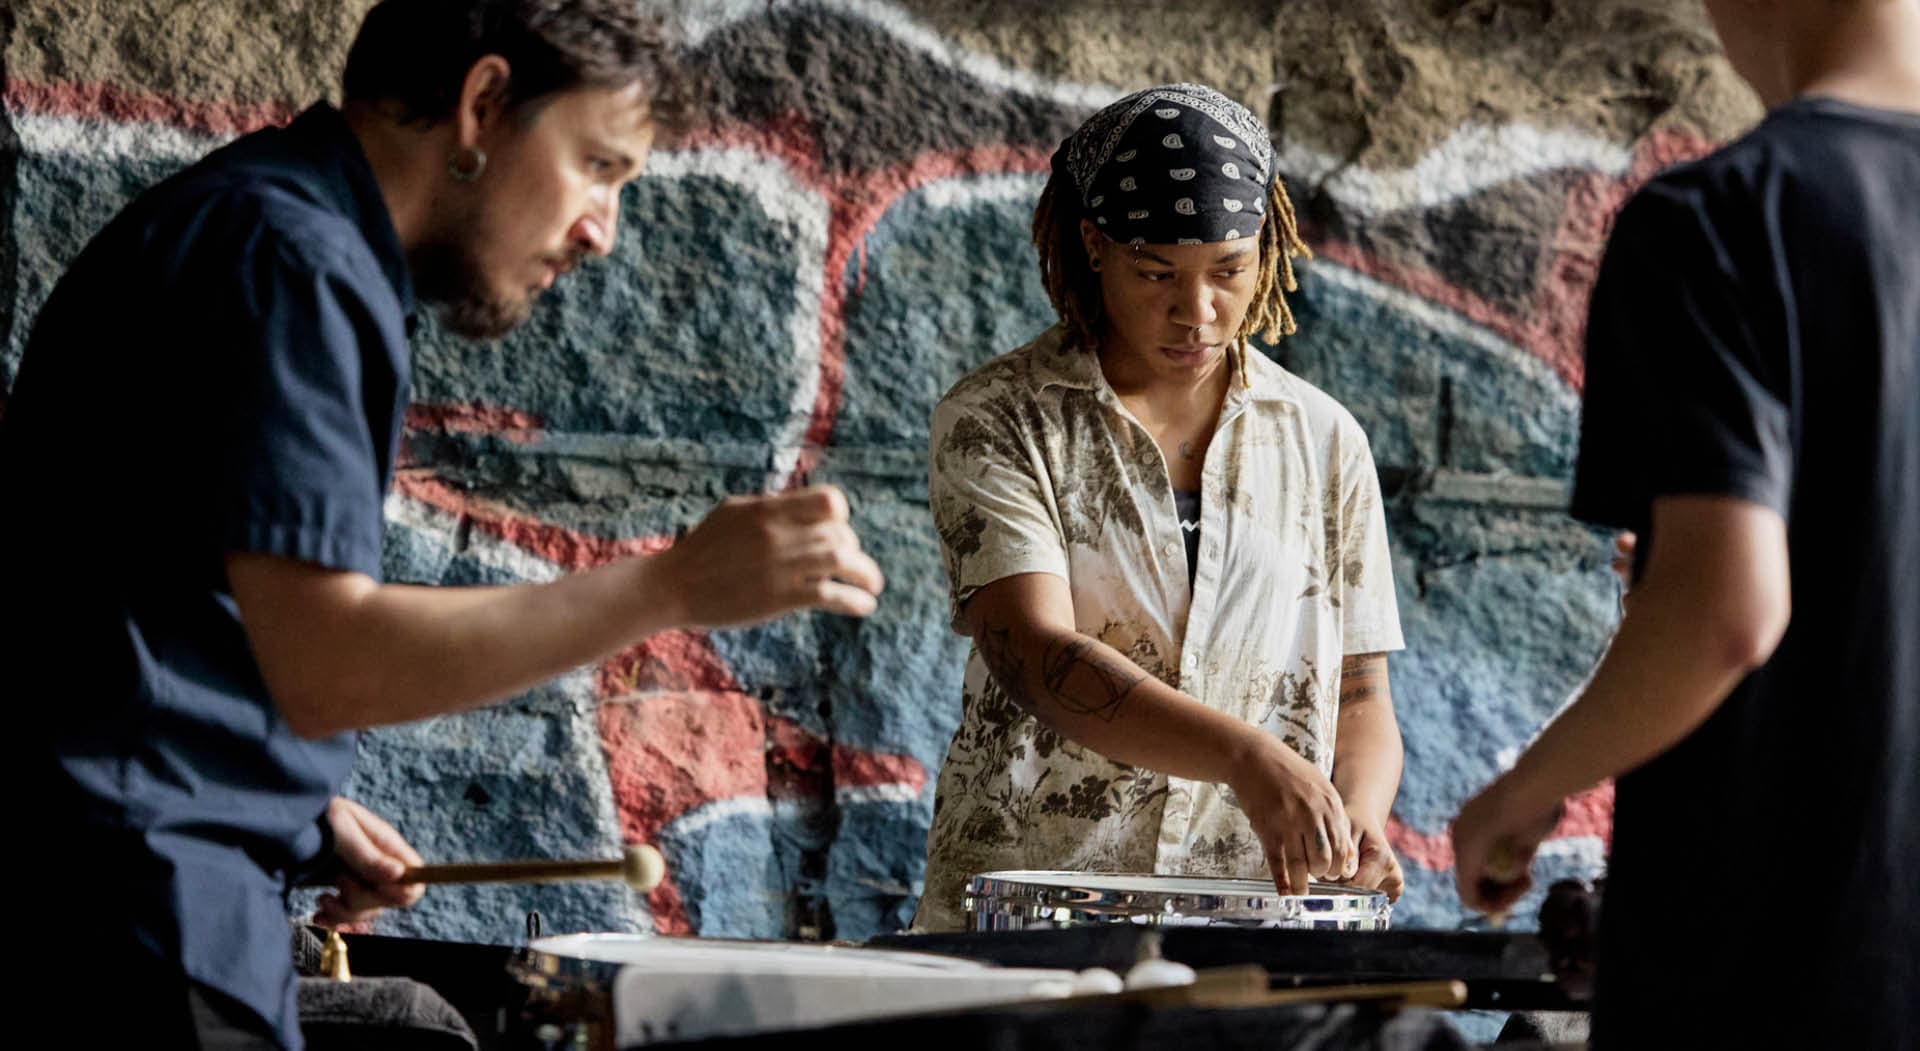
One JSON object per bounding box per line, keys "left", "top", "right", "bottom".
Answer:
{"left": 979, "top": 618, "right": 1150, "bottom": 723}
{"left": 1039, "top": 635, "right": 1149, "bottom": 722}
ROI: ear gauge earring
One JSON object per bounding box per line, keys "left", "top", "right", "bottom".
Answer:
{"left": 1088, "top": 257, "right": 1102, "bottom": 272}
{"left": 448, "top": 147, "right": 487, "bottom": 182}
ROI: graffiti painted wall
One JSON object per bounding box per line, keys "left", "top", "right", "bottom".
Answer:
{"left": 1, "top": 0, "right": 1760, "bottom": 943}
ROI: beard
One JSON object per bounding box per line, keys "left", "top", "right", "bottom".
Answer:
{"left": 408, "top": 237, "right": 535, "bottom": 341}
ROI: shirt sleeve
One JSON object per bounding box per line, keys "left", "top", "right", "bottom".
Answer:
{"left": 1332, "top": 417, "right": 1405, "bottom": 656}
{"left": 1570, "top": 182, "right": 1794, "bottom": 534}
{"left": 215, "top": 234, "right": 396, "bottom": 579}
{"left": 927, "top": 389, "right": 1070, "bottom": 634}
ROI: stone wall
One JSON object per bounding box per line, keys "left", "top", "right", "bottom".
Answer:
{"left": 1, "top": 0, "right": 1760, "bottom": 943}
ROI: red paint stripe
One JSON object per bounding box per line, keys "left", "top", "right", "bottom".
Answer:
{"left": 596, "top": 631, "right": 741, "bottom": 698}
{"left": 3, "top": 79, "right": 296, "bottom": 136}
{"left": 1386, "top": 815, "right": 1456, "bottom": 873}
{"left": 1554, "top": 777, "right": 1615, "bottom": 841}
{"left": 645, "top": 879, "right": 693, "bottom": 936}
{"left": 767, "top": 716, "right": 929, "bottom": 797}
{"left": 392, "top": 472, "right": 666, "bottom": 572}
{"left": 405, "top": 401, "right": 544, "bottom": 443}
{"left": 832, "top": 744, "right": 928, "bottom": 794}
{"left": 1308, "top": 235, "right": 1578, "bottom": 387}
{"left": 1387, "top": 780, "right": 1615, "bottom": 873}
{"left": 596, "top": 690, "right": 769, "bottom": 844}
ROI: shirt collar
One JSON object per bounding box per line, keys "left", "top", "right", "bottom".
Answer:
{"left": 1031, "top": 324, "right": 1305, "bottom": 409}
{"left": 281, "top": 104, "right": 417, "bottom": 322}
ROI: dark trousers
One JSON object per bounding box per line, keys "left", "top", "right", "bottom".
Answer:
{"left": 187, "top": 983, "right": 284, "bottom": 1051}
{"left": 24, "top": 932, "right": 286, "bottom": 1049}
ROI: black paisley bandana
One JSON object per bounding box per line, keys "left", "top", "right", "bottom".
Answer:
{"left": 1055, "top": 83, "right": 1275, "bottom": 246}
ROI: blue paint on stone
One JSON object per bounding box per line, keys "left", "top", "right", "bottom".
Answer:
{"left": 1386, "top": 517, "right": 1621, "bottom": 834}
{"left": 710, "top": 619, "right": 834, "bottom": 740}
{"left": 1282, "top": 269, "right": 1581, "bottom": 480}
{"left": 813, "top": 487, "right": 970, "bottom": 936}
{"left": 828, "top": 795, "right": 937, "bottom": 939}
{"left": 381, "top": 511, "right": 459, "bottom": 585}
{"left": 656, "top": 806, "right": 789, "bottom": 936}
{"left": 409, "top": 176, "right": 811, "bottom": 446}
{"left": 342, "top": 685, "right": 640, "bottom": 943}
{"left": 835, "top": 188, "right": 1056, "bottom": 451}
{"left": 4, "top": 93, "right": 1632, "bottom": 950}
{"left": 815, "top": 486, "right": 970, "bottom": 760}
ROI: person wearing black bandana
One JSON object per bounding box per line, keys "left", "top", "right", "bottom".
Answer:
{"left": 917, "top": 85, "right": 1407, "bottom": 929}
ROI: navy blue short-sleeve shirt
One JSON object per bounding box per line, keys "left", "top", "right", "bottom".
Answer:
{"left": 1, "top": 104, "right": 414, "bottom": 1047}
{"left": 1572, "top": 97, "right": 1919, "bottom": 1049}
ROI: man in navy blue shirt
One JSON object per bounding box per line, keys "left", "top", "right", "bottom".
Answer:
{"left": 1, "top": 2, "right": 884, "bottom": 1047}
{"left": 1452, "top": 0, "right": 1918, "bottom": 1047}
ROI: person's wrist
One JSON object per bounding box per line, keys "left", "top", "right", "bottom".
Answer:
{"left": 1489, "top": 758, "right": 1560, "bottom": 830}
{"left": 623, "top": 548, "right": 686, "bottom": 637}
{"left": 1344, "top": 799, "right": 1391, "bottom": 834}
{"left": 1222, "top": 724, "right": 1286, "bottom": 788}
{"left": 1333, "top": 775, "right": 1392, "bottom": 831}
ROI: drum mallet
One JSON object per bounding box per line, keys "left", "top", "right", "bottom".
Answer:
{"left": 400, "top": 844, "right": 667, "bottom": 892}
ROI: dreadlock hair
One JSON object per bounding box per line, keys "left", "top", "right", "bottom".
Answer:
{"left": 1031, "top": 169, "right": 1314, "bottom": 381}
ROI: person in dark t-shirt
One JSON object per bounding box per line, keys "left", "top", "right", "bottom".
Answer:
{"left": 2, "top": 3, "right": 884, "bottom": 1048}
{"left": 1452, "top": 1, "right": 1918, "bottom": 1047}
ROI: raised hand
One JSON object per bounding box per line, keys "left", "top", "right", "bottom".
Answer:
{"left": 649, "top": 484, "right": 886, "bottom": 628}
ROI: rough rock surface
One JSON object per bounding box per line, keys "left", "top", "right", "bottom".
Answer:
{"left": 4, "top": 0, "right": 1761, "bottom": 945}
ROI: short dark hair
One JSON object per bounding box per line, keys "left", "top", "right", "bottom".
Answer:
{"left": 342, "top": 0, "right": 690, "bottom": 132}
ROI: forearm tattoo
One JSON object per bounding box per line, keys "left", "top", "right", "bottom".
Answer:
{"left": 977, "top": 619, "right": 1147, "bottom": 723}
{"left": 1338, "top": 655, "right": 1386, "bottom": 707}
{"left": 1039, "top": 635, "right": 1149, "bottom": 722}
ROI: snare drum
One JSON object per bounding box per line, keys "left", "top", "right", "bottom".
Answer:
{"left": 963, "top": 871, "right": 1392, "bottom": 932}
{"left": 512, "top": 934, "right": 1073, "bottom": 1046}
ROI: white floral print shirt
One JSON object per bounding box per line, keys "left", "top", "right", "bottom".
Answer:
{"left": 914, "top": 325, "right": 1404, "bottom": 930}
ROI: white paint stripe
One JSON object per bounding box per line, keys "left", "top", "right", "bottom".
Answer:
{"left": 1536, "top": 835, "right": 1608, "bottom": 871}
{"left": 661, "top": 794, "right": 774, "bottom": 838}
{"left": 549, "top": 666, "right": 603, "bottom": 710}
{"left": 916, "top": 172, "right": 1047, "bottom": 213}
{"left": 15, "top": 105, "right": 1629, "bottom": 230}
{"left": 384, "top": 491, "right": 457, "bottom": 536}
{"left": 15, "top": 111, "right": 226, "bottom": 167}
{"left": 835, "top": 782, "right": 924, "bottom": 806}
{"left": 644, "top": 146, "right": 830, "bottom": 487}
{"left": 672, "top": 0, "right": 1123, "bottom": 112}
{"left": 1277, "top": 122, "right": 1632, "bottom": 216}
{"left": 1310, "top": 261, "right": 1581, "bottom": 407}
{"left": 384, "top": 491, "right": 566, "bottom": 583}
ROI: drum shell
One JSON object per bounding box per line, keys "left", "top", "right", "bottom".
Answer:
{"left": 963, "top": 871, "right": 1392, "bottom": 932}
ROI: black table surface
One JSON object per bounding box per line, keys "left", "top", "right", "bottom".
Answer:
{"left": 870, "top": 927, "right": 1582, "bottom": 1012}
{"left": 329, "top": 926, "right": 1580, "bottom": 1049}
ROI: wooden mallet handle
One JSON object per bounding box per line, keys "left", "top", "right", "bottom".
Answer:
{"left": 401, "top": 844, "right": 665, "bottom": 891}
